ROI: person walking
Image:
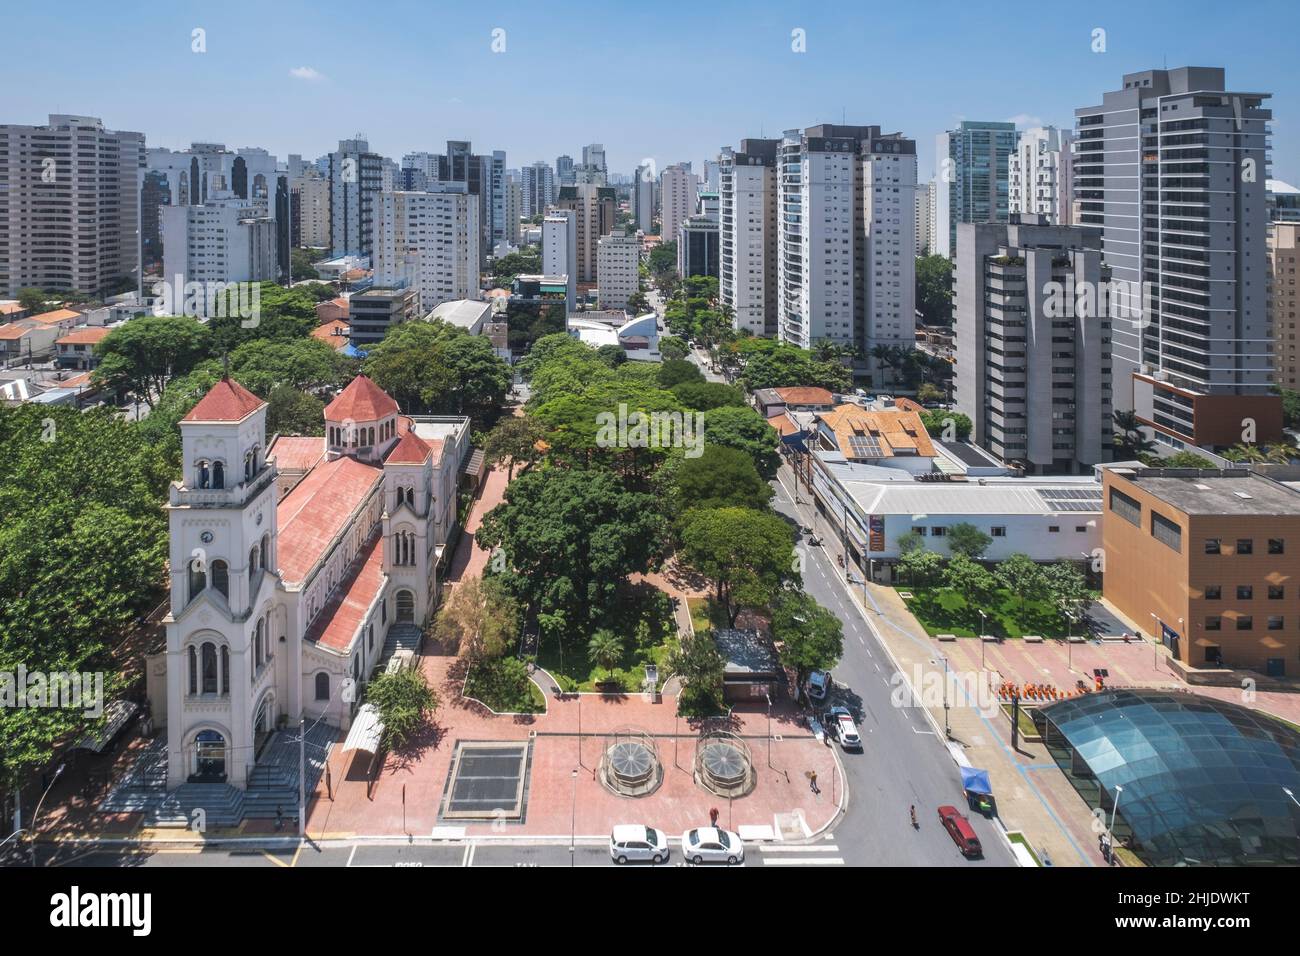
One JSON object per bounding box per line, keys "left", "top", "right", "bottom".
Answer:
{"left": 275, "top": 805, "right": 284, "bottom": 831}
{"left": 809, "top": 770, "right": 820, "bottom": 794}
{"left": 709, "top": 807, "right": 719, "bottom": 828}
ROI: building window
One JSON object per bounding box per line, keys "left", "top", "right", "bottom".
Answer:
{"left": 1204, "top": 616, "right": 1221, "bottom": 631}
{"left": 1109, "top": 487, "right": 1141, "bottom": 526}
{"left": 1205, "top": 538, "right": 1221, "bottom": 555}
{"left": 212, "top": 560, "right": 229, "bottom": 598}
{"left": 1150, "top": 512, "right": 1182, "bottom": 553}
{"left": 1048, "top": 526, "right": 1060, "bottom": 533}
{"left": 212, "top": 461, "right": 225, "bottom": 489}
{"left": 1270, "top": 539, "right": 1285, "bottom": 555}
{"left": 1269, "top": 616, "right": 1284, "bottom": 631}
{"left": 1237, "top": 585, "right": 1254, "bottom": 600}
{"left": 201, "top": 642, "right": 218, "bottom": 694}
{"left": 187, "top": 646, "right": 197, "bottom": 694}
{"left": 315, "top": 672, "right": 330, "bottom": 701}
{"left": 1204, "top": 586, "right": 1221, "bottom": 600}
{"left": 1237, "top": 616, "right": 1253, "bottom": 631}
{"left": 991, "top": 527, "right": 1007, "bottom": 537}
{"left": 1270, "top": 585, "right": 1284, "bottom": 600}
{"left": 1237, "top": 539, "right": 1253, "bottom": 555}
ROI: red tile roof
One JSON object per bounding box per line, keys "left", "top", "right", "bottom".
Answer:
{"left": 385, "top": 429, "right": 433, "bottom": 465}
{"left": 57, "top": 326, "right": 111, "bottom": 346}
{"left": 324, "top": 374, "right": 399, "bottom": 422}
{"left": 268, "top": 435, "right": 325, "bottom": 473}
{"left": 305, "top": 534, "right": 386, "bottom": 651}
{"left": 773, "top": 386, "right": 834, "bottom": 406}
{"left": 276, "top": 456, "right": 382, "bottom": 585}
{"left": 310, "top": 318, "right": 351, "bottom": 351}
{"left": 0, "top": 324, "right": 33, "bottom": 340}
{"left": 30, "top": 308, "right": 81, "bottom": 325}
{"left": 767, "top": 413, "right": 799, "bottom": 437}
{"left": 182, "top": 377, "right": 266, "bottom": 423}
{"left": 60, "top": 372, "right": 96, "bottom": 389}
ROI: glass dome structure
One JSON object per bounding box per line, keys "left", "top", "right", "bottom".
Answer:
{"left": 1040, "top": 689, "right": 1300, "bottom": 866}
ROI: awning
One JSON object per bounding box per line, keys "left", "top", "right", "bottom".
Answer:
{"left": 76, "top": 699, "right": 138, "bottom": 752}
{"left": 960, "top": 766, "right": 992, "bottom": 795}
{"left": 464, "top": 448, "right": 486, "bottom": 479}
{"left": 341, "top": 703, "right": 384, "bottom": 754}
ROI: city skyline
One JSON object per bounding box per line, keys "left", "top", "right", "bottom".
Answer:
{"left": 7, "top": 0, "right": 1298, "bottom": 183}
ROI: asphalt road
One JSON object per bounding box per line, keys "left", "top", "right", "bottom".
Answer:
{"left": 769, "top": 461, "right": 1017, "bottom": 868}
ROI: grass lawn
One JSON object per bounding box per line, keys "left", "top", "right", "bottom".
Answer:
{"left": 1007, "top": 832, "right": 1042, "bottom": 866}
{"left": 687, "top": 596, "right": 728, "bottom": 634}
{"left": 536, "top": 584, "right": 680, "bottom": 693}
{"left": 463, "top": 658, "right": 546, "bottom": 713}
{"left": 899, "top": 586, "right": 1075, "bottom": 639}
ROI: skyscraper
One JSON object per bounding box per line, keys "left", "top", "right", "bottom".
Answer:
{"left": 1076, "top": 67, "right": 1280, "bottom": 446}
{"left": 327, "top": 137, "right": 383, "bottom": 259}
{"left": 555, "top": 154, "right": 575, "bottom": 187}
{"left": 934, "top": 120, "right": 1018, "bottom": 258}
{"left": 633, "top": 164, "right": 655, "bottom": 234}
{"left": 372, "top": 185, "right": 480, "bottom": 314}
{"left": 0, "top": 114, "right": 144, "bottom": 297}
{"left": 719, "top": 139, "right": 779, "bottom": 337}
{"left": 1009, "top": 126, "right": 1073, "bottom": 226}
{"left": 660, "top": 164, "right": 696, "bottom": 248}
{"left": 522, "top": 161, "right": 555, "bottom": 219}
{"left": 552, "top": 183, "right": 616, "bottom": 284}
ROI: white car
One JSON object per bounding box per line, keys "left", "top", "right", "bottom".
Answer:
{"left": 609, "top": 824, "right": 670, "bottom": 864}
{"left": 807, "top": 671, "right": 832, "bottom": 703}
{"left": 827, "top": 706, "right": 862, "bottom": 751}
{"left": 680, "top": 826, "right": 745, "bottom": 865}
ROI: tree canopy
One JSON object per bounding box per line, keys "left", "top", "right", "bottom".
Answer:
{"left": 678, "top": 507, "right": 797, "bottom": 627}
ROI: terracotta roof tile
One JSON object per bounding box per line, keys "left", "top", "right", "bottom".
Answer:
{"left": 276, "top": 456, "right": 382, "bottom": 585}
{"left": 305, "top": 534, "right": 386, "bottom": 651}
{"left": 57, "top": 326, "right": 111, "bottom": 346}
{"left": 30, "top": 308, "right": 81, "bottom": 325}
{"left": 385, "top": 429, "right": 433, "bottom": 465}
{"left": 324, "top": 374, "right": 399, "bottom": 422}
{"left": 773, "top": 386, "right": 834, "bottom": 406}
{"left": 181, "top": 377, "right": 266, "bottom": 423}
{"left": 311, "top": 318, "right": 351, "bottom": 351}
{"left": 268, "top": 435, "right": 325, "bottom": 472}
{"left": 767, "top": 413, "right": 799, "bottom": 437}
{"left": 818, "top": 404, "right": 937, "bottom": 460}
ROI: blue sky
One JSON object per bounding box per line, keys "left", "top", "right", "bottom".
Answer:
{"left": 10, "top": 0, "right": 1299, "bottom": 183}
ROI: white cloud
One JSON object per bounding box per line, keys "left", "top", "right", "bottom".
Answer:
{"left": 289, "top": 66, "right": 325, "bottom": 82}
{"left": 1006, "top": 113, "right": 1044, "bottom": 129}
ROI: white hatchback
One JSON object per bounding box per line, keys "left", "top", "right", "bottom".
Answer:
{"left": 680, "top": 826, "right": 745, "bottom": 865}
{"left": 609, "top": 824, "right": 670, "bottom": 865}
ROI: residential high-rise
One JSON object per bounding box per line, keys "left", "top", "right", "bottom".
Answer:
{"left": 597, "top": 229, "right": 640, "bottom": 310}
{"left": 161, "top": 198, "right": 278, "bottom": 314}
{"left": 776, "top": 124, "right": 917, "bottom": 385}
{"left": 660, "top": 164, "right": 696, "bottom": 247}
{"left": 552, "top": 183, "right": 616, "bottom": 284}
{"left": 1076, "top": 67, "right": 1281, "bottom": 447}
{"left": 432, "top": 141, "right": 503, "bottom": 260}
{"left": 578, "top": 143, "right": 607, "bottom": 184}
{"left": 1269, "top": 222, "right": 1300, "bottom": 389}
{"left": 291, "top": 169, "right": 330, "bottom": 248}
{"left": 327, "top": 137, "right": 383, "bottom": 258}
{"left": 1269, "top": 179, "right": 1300, "bottom": 223}
{"left": 720, "top": 139, "right": 780, "bottom": 336}
{"left": 504, "top": 174, "right": 523, "bottom": 244}
{"left": 0, "top": 114, "right": 144, "bottom": 297}
{"left": 372, "top": 186, "right": 480, "bottom": 315}
{"left": 914, "top": 181, "right": 933, "bottom": 255}
{"left": 542, "top": 211, "right": 577, "bottom": 313}
{"left": 954, "top": 215, "right": 1112, "bottom": 473}
{"left": 522, "top": 161, "right": 555, "bottom": 219}
{"left": 633, "top": 165, "right": 655, "bottom": 234}
{"left": 1009, "top": 126, "right": 1074, "bottom": 226}
{"left": 934, "top": 120, "right": 1018, "bottom": 258}
{"left": 484, "top": 150, "right": 507, "bottom": 249}
{"left": 701, "top": 159, "right": 721, "bottom": 194}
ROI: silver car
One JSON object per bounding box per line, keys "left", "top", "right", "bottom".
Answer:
{"left": 680, "top": 826, "right": 745, "bottom": 865}
{"left": 609, "top": 824, "right": 669, "bottom": 864}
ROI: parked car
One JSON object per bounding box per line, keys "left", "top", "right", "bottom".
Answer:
{"left": 680, "top": 826, "right": 745, "bottom": 865}
{"left": 609, "top": 824, "right": 669, "bottom": 864}
{"left": 826, "top": 706, "right": 861, "bottom": 750}
{"left": 938, "top": 805, "right": 983, "bottom": 858}
{"left": 807, "top": 671, "right": 832, "bottom": 703}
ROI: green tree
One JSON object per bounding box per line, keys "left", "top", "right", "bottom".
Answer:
{"left": 770, "top": 591, "right": 844, "bottom": 689}
{"left": 365, "top": 668, "right": 438, "bottom": 749}
{"left": 946, "top": 522, "right": 992, "bottom": 560}
{"left": 1162, "top": 450, "right": 1216, "bottom": 468}
{"left": 943, "top": 553, "right": 998, "bottom": 627}
{"left": 659, "top": 335, "right": 689, "bottom": 361}
{"left": 917, "top": 382, "right": 945, "bottom": 405}
{"left": 667, "top": 631, "right": 725, "bottom": 716}
{"left": 673, "top": 445, "right": 773, "bottom": 515}
{"left": 702, "top": 405, "right": 781, "bottom": 479}
{"left": 679, "top": 507, "right": 797, "bottom": 627}
{"left": 17, "top": 288, "right": 47, "bottom": 314}
{"left": 897, "top": 547, "right": 944, "bottom": 587}
{"left": 206, "top": 282, "right": 323, "bottom": 353}
{"left": 1112, "top": 409, "right": 1155, "bottom": 460}
{"left": 657, "top": 358, "right": 704, "bottom": 388}
{"left": 1042, "top": 562, "right": 1091, "bottom": 635}
{"left": 93, "top": 315, "right": 212, "bottom": 407}
{"left": 266, "top": 385, "right": 326, "bottom": 436}
{"left": 994, "top": 553, "right": 1048, "bottom": 625}
{"left": 917, "top": 410, "right": 972, "bottom": 441}
{"left": 587, "top": 629, "right": 625, "bottom": 680}
{"left": 1274, "top": 386, "right": 1300, "bottom": 430}
{"left": 915, "top": 254, "right": 954, "bottom": 325}
{"left": 896, "top": 530, "right": 925, "bottom": 555}
{"left": 476, "top": 467, "right": 666, "bottom": 626}
{"left": 433, "top": 574, "right": 517, "bottom": 661}
{"left": 670, "top": 381, "right": 745, "bottom": 411}
{"left": 482, "top": 415, "right": 546, "bottom": 480}
{"left": 229, "top": 336, "right": 350, "bottom": 395}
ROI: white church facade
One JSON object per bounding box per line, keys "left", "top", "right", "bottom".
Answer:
{"left": 145, "top": 374, "right": 470, "bottom": 789}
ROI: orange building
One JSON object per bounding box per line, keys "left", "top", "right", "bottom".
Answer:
{"left": 1100, "top": 465, "right": 1300, "bottom": 676}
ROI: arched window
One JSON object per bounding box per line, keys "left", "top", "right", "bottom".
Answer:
{"left": 255, "top": 618, "right": 265, "bottom": 668}
{"left": 189, "top": 562, "right": 207, "bottom": 602}
{"left": 315, "top": 672, "right": 330, "bottom": 701}
{"left": 212, "top": 560, "right": 229, "bottom": 598}
{"left": 212, "top": 460, "right": 225, "bottom": 489}
{"left": 187, "top": 646, "right": 197, "bottom": 695}
{"left": 201, "top": 642, "right": 218, "bottom": 694}
{"left": 244, "top": 450, "right": 254, "bottom": 481}
{"left": 197, "top": 460, "right": 210, "bottom": 489}
{"left": 367, "top": 624, "right": 373, "bottom": 652}
{"left": 260, "top": 534, "right": 269, "bottom": 571}
{"left": 367, "top": 427, "right": 375, "bottom": 446}
{"left": 221, "top": 646, "right": 230, "bottom": 695}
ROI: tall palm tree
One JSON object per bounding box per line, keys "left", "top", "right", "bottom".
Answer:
{"left": 587, "top": 630, "right": 624, "bottom": 681}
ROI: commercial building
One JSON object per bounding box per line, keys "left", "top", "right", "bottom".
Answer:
{"left": 1008, "top": 126, "right": 1073, "bottom": 226}
{"left": 522, "top": 161, "right": 554, "bottom": 219}
{"left": 1269, "top": 222, "right": 1299, "bottom": 388}
{"left": 677, "top": 215, "right": 719, "bottom": 278}
{"left": 1075, "top": 67, "right": 1280, "bottom": 448}
{"left": 347, "top": 283, "right": 418, "bottom": 349}
{"left": 934, "top": 121, "right": 1018, "bottom": 259}
{"left": 555, "top": 154, "right": 575, "bottom": 187}
{"left": 1100, "top": 464, "right": 1300, "bottom": 675}
{"left": 371, "top": 186, "right": 480, "bottom": 315}
{"left": 633, "top": 165, "right": 655, "bottom": 234}
{"left": 0, "top": 114, "right": 145, "bottom": 297}
{"left": 954, "top": 215, "right": 1112, "bottom": 473}
{"left": 327, "top": 138, "right": 383, "bottom": 259}
{"left": 720, "top": 138, "right": 780, "bottom": 336}
{"left": 551, "top": 184, "right": 616, "bottom": 284}
{"left": 1270, "top": 179, "right": 1300, "bottom": 223}
{"left": 426, "top": 298, "right": 491, "bottom": 335}
{"left": 596, "top": 229, "right": 640, "bottom": 311}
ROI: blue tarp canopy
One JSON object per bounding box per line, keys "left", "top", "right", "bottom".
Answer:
{"left": 960, "top": 767, "right": 992, "bottom": 795}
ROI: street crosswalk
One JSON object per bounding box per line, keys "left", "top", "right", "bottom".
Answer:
{"left": 754, "top": 842, "right": 846, "bottom": 866}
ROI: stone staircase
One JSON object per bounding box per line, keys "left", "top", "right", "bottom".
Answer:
{"left": 382, "top": 622, "right": 423, "bottom": 661}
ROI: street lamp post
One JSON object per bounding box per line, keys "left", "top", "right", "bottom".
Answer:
{"left": 1149, "top": 613, "right": 1161, "bottom": 670}
{"left": 940, "top": 655, "right": 951, "bottom": 739}
{"left": 765, "top": 693, "right": 773, "bottom": 769}
{"left": 1105, "top": 783, "right": 1125, "bottom": 864}
{"left": 978, "top": 611, "right": 987, "bottom": 667}
{"left": 569, "top": 769, "right": 578, "bottom": 867}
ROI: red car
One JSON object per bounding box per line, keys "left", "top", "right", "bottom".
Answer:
{"left": 938, "top": 805, "right": 983, "bottom": 858}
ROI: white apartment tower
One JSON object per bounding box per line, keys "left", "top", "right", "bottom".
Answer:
{"left": 0, "top": 114, "right": 144, "bottom": 296}
{"left": 720, "top": 139, "right": 779, "bottom": 336}
{"left": 372, "top": 186, "right": 480, "bottom": 315}
{"left": 634, "top": 165, "right": 655, "bottom": 234}
{"left": 542, "top": 210, "right": 577, "bottom": 313}
{"left": 660, "top": 164, "right": 696, "bottom": 247}
{"left": 161, "top": 198, "right": 278, "bottom": 314}
{"left": 597, "top": 229, "right": 640, "bottom": 311}
{"left": 914, "top": 181, "right": 933, "bottom": 255}
{"left": 1009, "top": 126, "right": 1074, "bottom": 226}
{"left": 328, "top": 137, "right": 383, "bottom": 258}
